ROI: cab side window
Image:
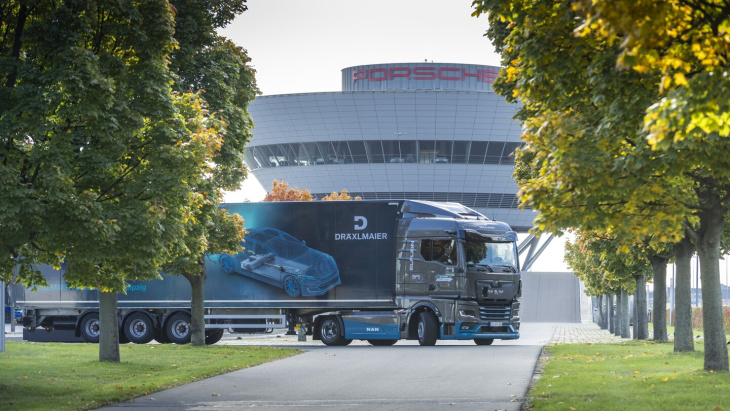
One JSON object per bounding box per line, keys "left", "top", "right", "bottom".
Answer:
{"left": 421, "top": 239, "right": 457, "bottom": 266}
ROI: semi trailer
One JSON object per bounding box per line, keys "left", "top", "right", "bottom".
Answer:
{"left": 14, "top": 200, "right": 521, "bottom": 346}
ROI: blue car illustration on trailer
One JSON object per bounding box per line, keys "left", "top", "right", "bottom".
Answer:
{"left": 219, "top": 227, "right": 341, "bottom": 298}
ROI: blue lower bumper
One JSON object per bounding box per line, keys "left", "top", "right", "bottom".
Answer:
{"left": 441, "top": 322, "right": 520, "bottom": 340}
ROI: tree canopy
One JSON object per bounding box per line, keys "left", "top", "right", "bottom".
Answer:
{"left": 0, "top": 0, "right": 205, "bottom": 292}
{"left": 160, "top": 0, "right": 257, "bottom": 346}
{"left": 472, "top": 0, "right": 730, "bottom": 370}
{"left": 321, "top": 189, "right": 362, "bottom": 201}
{"left": 263, "top": 180, "right": 314, "bottom": 202}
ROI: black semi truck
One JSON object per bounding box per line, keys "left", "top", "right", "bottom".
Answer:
{"left": 15, "top": 200, "right": 521, "bottom": 346}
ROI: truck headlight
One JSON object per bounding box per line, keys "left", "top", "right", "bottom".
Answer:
{"left": 459, "top": 309, "right": 476, "bottom": 318}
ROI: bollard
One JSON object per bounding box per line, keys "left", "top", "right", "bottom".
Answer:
{"left": 297, "top": 325, "right": 306, "bottom": 342}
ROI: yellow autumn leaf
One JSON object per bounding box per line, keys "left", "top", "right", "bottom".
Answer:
{"left": 662, "top": 377, "right": 669, "bottom": 382}
{"left": 673, "top": 72, "right": 688, "bottom": 86}
{"left": 661, "top": 75, "right": 672, "bottom": 90}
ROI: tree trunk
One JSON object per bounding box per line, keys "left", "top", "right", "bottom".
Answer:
{"left": 182, "top": 262, "right": 206, "bottom": 347}
{"left": 614, "top": 292, "right": 621, "bottom": 336}
{"left": 620, "top": 288, "right": 631, "bottom": 338}
{"left": 607, "top": 293, "right": 615, "bottom": 334}
{"left": 601, "top": 293, "right": 610, "bottom": 329}
{"left": 597, "top": 294, "right": 606, "bottom": 329}
{"left": 634, "top": 275, "right": 648, "bottom": 340}
{"left": 99, "top": 291, "right": 120, "bottom": 362}
{"left": 649, "top": 254, "right": 669, "bottom": 342}
{"left": 673, "top": 236, "right": 694, "bottom": 352}
{"left": 695, "top": 190, "right": 729, "bottom": 371}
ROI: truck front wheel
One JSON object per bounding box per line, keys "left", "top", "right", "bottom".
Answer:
{"left": 123, "top": 312, "right": 155, "bottom": 344}
{"left": 79, "top": 313, "right": 101, "bottom": 343}
{"left": 417, "top": 312, "right": 438, "bottom": 346}
{"left": 166, "top": 312, "right": 192, "bottom": 344}
{"left": 319, "top": 316, "right": 350, "bottom": 346}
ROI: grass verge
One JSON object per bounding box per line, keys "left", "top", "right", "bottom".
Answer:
{"left": 528, "top": 340, "right": 730, "bottom": 410}
{"left": 0, "top": 341, "right": 299, "bottom": 411}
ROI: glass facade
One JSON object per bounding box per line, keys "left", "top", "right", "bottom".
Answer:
{"left": 246, "top": 140, "right": 522, "bottom": 170}
{"left": 309, "top": 191, "right": 522, "bottom": 209}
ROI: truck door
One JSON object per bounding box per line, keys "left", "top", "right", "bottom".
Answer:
{"left": 418, "top": 238, "right": 459, "bottom": 296}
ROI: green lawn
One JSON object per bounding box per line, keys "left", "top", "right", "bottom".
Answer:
{"left": 529, "top": 340, "right": 730, "bottom": 410}
{"left": 0, "top": 342, "right": 299, "bottom": 411}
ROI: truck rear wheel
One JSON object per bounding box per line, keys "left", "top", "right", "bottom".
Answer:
{"left": 474, "top": 338, "right": 494, "bottom": 346}
{"left": 166, "top": 312, "right": 191, "bottom": 344}
{"left": 417, "top": 312, "right": 438, "bottom": 346}
{"left": 79, "top": 313, "right": 101, "bottom": 343}
{"left": 319, "top": 316, "right": 349, "bottom": 346}
{"left": 123, "top": 312, "right": 155, "bottom": 344}
{"left": 205, "top": 329, "right": 225, "bottom": 345}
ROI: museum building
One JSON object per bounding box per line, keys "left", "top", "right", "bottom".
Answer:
{"left": 244, "top": 62, "right": 536, "bottom": 231}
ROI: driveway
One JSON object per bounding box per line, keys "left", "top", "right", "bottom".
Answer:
{"left": 98, "top": 323, "right": 557, "bottom": 411}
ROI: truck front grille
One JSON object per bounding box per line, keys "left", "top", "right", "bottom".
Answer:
{"left": 478, "top": 305, "right": 511, "bottom": 322}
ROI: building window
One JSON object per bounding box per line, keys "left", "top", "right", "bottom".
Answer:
{"left": 469, "top": 141, "right": 487, "bottom": 164}
{"left": 452, "top": 141, "right": 469, "bottom": 164}
{"left": 485, "top": 141, "right": 505, "bottom": 164}
{"left": 366, "top": 140, "right": 385, "bottom": 163}
{"left": 246, "top": 140, "right": 522, "bottom": 169}
{"left": 349, "top": 141, "right": 369, "bottom": 163}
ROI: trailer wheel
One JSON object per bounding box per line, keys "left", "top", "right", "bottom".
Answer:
{"left": 205, "top": 329, "right": 225, "bottom": 345}
{"left": 166, "top": 312, "right": 191, "bottom": 344}
{"left": 474, "top": 338, "right": 494, "bottom": 346}
{"left": 79, "top": 313, "right": 101, "bottom": 343}
{"left": 367, "top": 339, "right": 397, "bottom": 346}
{"left": 417, "top": 311, "right": 438, "bottom": 346}
{"left": 283, "top": 275, "right": 302, "bottom": 298}
{"left": 319, "top": 316, "right": 349, "bottom": 346}
{"left": 154, "top": 327, "right": 170, "bottom": 344}
{"left": 124, "top": 312, "right": 155, "bottom": 344}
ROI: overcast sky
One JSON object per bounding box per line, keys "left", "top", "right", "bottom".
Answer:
{"left": 218, "top": 0, "right": 501, "bottom": 97}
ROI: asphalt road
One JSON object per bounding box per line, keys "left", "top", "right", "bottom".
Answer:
{"left": 98, "top": 323, "right": 557, "bottom": 411}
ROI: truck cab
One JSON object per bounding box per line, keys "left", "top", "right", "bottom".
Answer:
{"left": 395, "top": 201, "right": 520, "bottom": 345}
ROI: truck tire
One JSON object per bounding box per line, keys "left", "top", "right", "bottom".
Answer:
{"left": 319, "top": 316, "right": 349, "bottom": 346}
{"left": 417, "top": 311, "right": 438, "bottom": 346}
{"left": 219, "top": 254, "right": 236, "bottom": 274}
{"left": 205, "top": 329, "right": 225, "bottom": 345}
{"left": 474, "top": 338, "right": 494, "bottom": 346}
{"left": 79, "top": 313, "right": 101, "bottom": 343}
{"left": 165, "top": 312, "right": 192, "bottom": 344}
{"left": 123, "top": 312, "right": 155, "bottom": 344}
{"left": 367, "top": 339, "right": 397, "bottom": 346}
{"left": 154, "top": 327, "right": 170, "bottom": 344}
{"left": 283, "top": 275, "right": 302, "bottom": 298}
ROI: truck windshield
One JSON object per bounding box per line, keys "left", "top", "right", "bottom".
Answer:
{"left": 465, "top": 241, "right": 517, "bottom": 271}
